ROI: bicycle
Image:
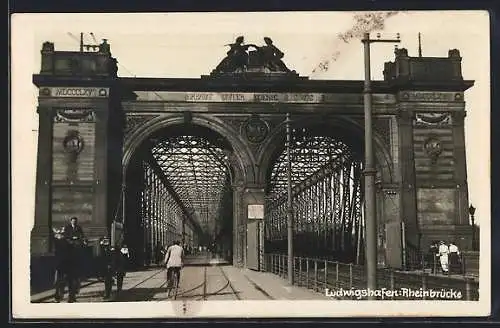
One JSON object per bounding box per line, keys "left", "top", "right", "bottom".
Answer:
{"left": 166, "top": 267, "right": 180, "bottom": 300}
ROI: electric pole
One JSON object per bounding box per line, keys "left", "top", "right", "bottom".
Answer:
{"left": 361, "top": 32, "right": 400, "bottom": 299}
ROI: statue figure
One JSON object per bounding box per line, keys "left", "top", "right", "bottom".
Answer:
{"left": 99, "top": 39, "right": 111, "bottom": 56}
{"left": 258, "top": 37, "right": 290, "bottom": 72}
{"left": 215, "top": 36, "right": 257, "bottom": 73}
{"left": 42, "top": 41, "right": 55, "bottom": 52}
{"left": 213, "top": 36, "right": 293, "bottom": 74}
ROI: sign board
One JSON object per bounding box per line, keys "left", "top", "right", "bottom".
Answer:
{"left": 111, "top": 221, "right": 124, "bottom": 247}
{"left": 248, "top": 204, "right": 264, "bottom": 219}
{"left": 41, "top": 87, "right": 109, "bottom": 98}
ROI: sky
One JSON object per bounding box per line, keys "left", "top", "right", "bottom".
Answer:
{"left": 10, "top": 10, "right": 491, "bottom": 318}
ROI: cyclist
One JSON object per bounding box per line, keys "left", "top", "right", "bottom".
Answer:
{"left": 163, "top": 240, "right": 184, "bottom": 288}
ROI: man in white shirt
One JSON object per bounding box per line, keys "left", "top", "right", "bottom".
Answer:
{"left": 164, "top": 240, "right": 184, "bottom": 285}
{"left": 437, "top": 241, "right": 450, "bottom": 274}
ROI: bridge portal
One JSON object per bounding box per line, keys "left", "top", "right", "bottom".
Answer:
{"left": 30, "top": 39, "right": 474, "bottom": 289}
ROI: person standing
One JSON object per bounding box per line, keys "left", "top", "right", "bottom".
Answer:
{"left": 64, "top": 216, "right": 85, "bottom": 240}
{"left": 115, "top": 243, "right": 130, "bottom": 297}
{"left": 53, "top": 227, "right": 69, "bottom": 303}
{"left": 437, "top": 241, "right": 450, "bottom": 274}
{"left": 448, "top": 241, "right": 462, "bottom": 274}
{"left": 63, "top": 216, "right": 87, "bottom": 302}
{"left": 100, "top": 237, "right": 114, "bottom": 300}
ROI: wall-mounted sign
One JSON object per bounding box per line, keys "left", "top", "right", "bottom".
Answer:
{"left": 400, "top": 91, "right": 460, "bottom": 102}
{"left": 41, "top": 87, "right": 109, "bottom": 98}
{"left": 133, "top": 91, "right": 396, "bottom": 104}
{"left": 248, "top": 204, "right": 264, "bottom": 219}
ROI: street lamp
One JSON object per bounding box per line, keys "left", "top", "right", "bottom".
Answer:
{"left": 361, "top": 32, "right": 400, "bottom": 299}
{"left": 468, "top": 204, "right": 476, "bottom": 250}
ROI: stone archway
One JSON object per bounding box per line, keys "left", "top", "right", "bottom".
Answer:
{"left": 256, "top": 114, "right": 398, "bottom": 266}
{"left": 123, "top": 113, "right": 256, "bottom": 181}
{"left": 121, "top": 113, "right": 257, "bottom": 266}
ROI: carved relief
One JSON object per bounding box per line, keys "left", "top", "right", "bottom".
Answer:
{"left": 242, "top": 115, "right": 269, "bottom": 144}
{"left": 54, "top": 109, "right": 95, "bottom": 123}
{"left": 63, "top": 130, "right": 85, "bottom": 182}
{"left": 63, "top": 130, "right": 85, "bottom": 156}
{"left": 423, "top": 137, "right": 443, "bottom": 164}
{"left": 414, "top": 113, "right": 452, "bottom": 126}
{"left": 125, "top": 114, "right": 159, "bottom": 136}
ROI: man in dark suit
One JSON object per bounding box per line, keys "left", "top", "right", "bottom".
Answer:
{"left": 64, "top": 217, "right": 85, "bottom": 240}
{"left": 62, "top": 217, "right": 87, "bottom": 301}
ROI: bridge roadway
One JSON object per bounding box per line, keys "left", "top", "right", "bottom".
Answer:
{"left": 31, "top": 255, "right": 330, "bottom": 303}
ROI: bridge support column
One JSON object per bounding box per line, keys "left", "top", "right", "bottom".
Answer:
{"left": 31, "top": 107, "right": 54, "bottom": 256}
{"left": 124, "top": 159, "right": 145, "bottom": 268}
{"left": 242, "top": 186, "right": 266, "bottom": 271}
{"left": 417, "top": 110, "right": 473, "bottom": 252}
{"left": 233, "top": 183, "right": 245, "bottom": 267}
{"left": 30, "top": 107, "right": 55, "bottom": 292}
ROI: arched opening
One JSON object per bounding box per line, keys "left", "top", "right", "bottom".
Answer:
{"left": 123, "top": 124, "right": 237, "bottom": 268}
{"left": 259, "top": 114, "right": 396, "bottom": 267}
{"left": 264, "top": 122, "right": 366, "bottom": 264}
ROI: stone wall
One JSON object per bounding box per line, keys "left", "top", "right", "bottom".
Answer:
{"left": 51, "top": 121, "right": 95, "bottom": 225}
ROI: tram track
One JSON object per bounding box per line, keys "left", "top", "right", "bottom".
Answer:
{"left": 102, "top": 255, "right": 274, "bottom": 302}
{"left": 216, "top": 265, "right": 241, "bottom": 300}
{"left": 192, "top": 266, "right": 241, "bottom": 301}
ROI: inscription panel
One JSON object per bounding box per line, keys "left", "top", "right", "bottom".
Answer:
{"left": 52, "top": 186, "right": 93, "bottom": 224}
{"left": 52, "top": 122, "right": 95, "bottom": 182}
{"left": 417, "top": 188, "right": 455, "bottom": 225}
{"left": 40, "top": 87, "right": 109, "bottom": 98}
{"left": 399, "top": 91, "right": 463, "bottom": 102}
{"left": 132, "top": 91, "right": 396, "bottom": 104}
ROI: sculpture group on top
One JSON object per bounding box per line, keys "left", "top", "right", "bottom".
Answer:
{"left": 214, "top": 36, "right": 292, "bottom": 74}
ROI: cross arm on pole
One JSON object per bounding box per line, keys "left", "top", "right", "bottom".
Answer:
{"left": 367, "top": 39, "right": 402, "bottom": 44}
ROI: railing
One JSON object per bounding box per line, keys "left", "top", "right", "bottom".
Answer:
{"left": 262, "top": 253, "right": 479, "bottom": 301}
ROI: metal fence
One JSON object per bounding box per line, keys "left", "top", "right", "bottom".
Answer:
{"left": 262, "top": 253, "right": 479, "bottom": 301}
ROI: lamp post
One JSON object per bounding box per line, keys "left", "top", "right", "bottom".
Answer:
{"left": 468, "top": 204, "right": 476, "bottom": 251}
{"left": 361, "top": 32, "right": 400, "bottom": 299}
{"left": 286, "top": 112, "right": 294, "bottom": 285}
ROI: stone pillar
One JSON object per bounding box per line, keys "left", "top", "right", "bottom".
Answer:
{"left": 451, "top": 110, "right": 472, "bottom": 250}
{"left": 125, "top": 159, "right": 144, "bottom": 267}
{"left": 232, "top": 182, "right": 245, "bottom": 267}
{"left": 31, "top": 107, "right": 54, "bottom": 255}
{"left": 89, "top": 105, "right": 110, "bottom": 240}
{"left": 379, "top": 186, "right": 402, "bottom": 268}
{"left": 451, "top": 111, "right": 469, "bottom": 225}
{"left": 396, "top": 107, "right": 419, "bottom": 262}
{"left": 242, "top": 185, "right": 266, "bottom": 270}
